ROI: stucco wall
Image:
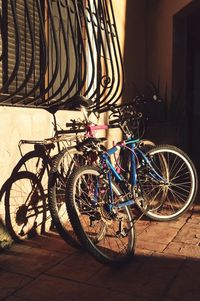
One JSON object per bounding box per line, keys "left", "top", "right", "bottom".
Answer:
{"left": 0, "top": 107, "right": 85, "bottom": 245}
{"left": 1, "top": 106, "right": 101, "bottom": 183}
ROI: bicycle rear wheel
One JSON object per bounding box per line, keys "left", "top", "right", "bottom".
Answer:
{"left": 137, "top": 144, "right": 198, "bottom": 221}
{"left": 66, "top": 166, "right": 136, "bottom": 266}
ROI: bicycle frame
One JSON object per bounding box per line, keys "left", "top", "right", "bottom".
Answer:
{"left": 99, "top": 137, "right": 167, "bottom": 209}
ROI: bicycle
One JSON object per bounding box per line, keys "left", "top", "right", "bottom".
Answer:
{"left": 4, "top": 95, "right": 156, "bottom": 245}
{"left": 3, "top": 96, "right": 119, "bottom": 245}
{"left": 65, "top": 104, "right": 198, "bottom": 265}
{"left": 48, "top": 100, "right": 157, "bottom": 249}
{"left": 3, "top": 97, "right": 91, "bottom": 243}
{"left": 3, "top": 136, "right": 85, "bottom": 243}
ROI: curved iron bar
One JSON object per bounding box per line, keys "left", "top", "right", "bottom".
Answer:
{"left": 83, "top": 0, "right": 117, "bottom": 104}
{"left": 11, "top": 0, "right": 48, "bottom": 105}
{"left": 89, "top": 0, "right": 124, "bottom": 112}
{"left": 72, "top": 0, "right": 87, "bottom": 96}
{"left": 88, "top": 0, "right": 110, "bottom": 103}
{"left": 89, "top": 0, "right": 116, "bottom": 111}
{"left": 77, "top": 0, "right": 111, "bottom": 102}
{"left": 78, "top": 1, "right": 96, "bottom": 98}
{"left": 82, "top": 1, "right": 102, "bottom": 100}
{"left": 34, "top": 0, "right": 70, "bottom": 105}
{"left": 2, "top": 0, "right": 36, "bottom": 104}
{"left": 0, "top": 0, "right": 21, "bottom": 94}
{"left": 98, "top": 0, "right": 121, "bottom": 110}
{"left": 30, "top": 0, "right": 61, "bottom": 106}
{"left": 107, "top": 0, "right": 124, "bottom": 104}
{"left": 48, "top": 0, "right": 91, "bottom": 109}
{"left": 95, "top": 0, "right": 124, "bottom": 112}
{"left": 46, "top": 0, "right": 81, "bottom": 108}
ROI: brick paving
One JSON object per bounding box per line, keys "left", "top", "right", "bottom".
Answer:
{"left": 1, "top": 204, "right": 200, "bottom": 301}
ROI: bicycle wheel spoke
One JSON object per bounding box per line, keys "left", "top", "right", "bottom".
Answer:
{"left": 137, "top": 145, "right": 197, "bottom": 220}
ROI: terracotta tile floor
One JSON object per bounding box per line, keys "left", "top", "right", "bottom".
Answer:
{"left": 1, "top": 204, "right": 200, "bottom": 301}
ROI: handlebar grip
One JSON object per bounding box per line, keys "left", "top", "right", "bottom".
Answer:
{"left": 65, "top": 122, "right": 84, "bottom": 128}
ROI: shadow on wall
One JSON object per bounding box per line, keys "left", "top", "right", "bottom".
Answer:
{"left": 0, "top": 140, "right": 82, "bottom": 249}
{"left": 0, "top": 149, "right": 52, "bottom": 246}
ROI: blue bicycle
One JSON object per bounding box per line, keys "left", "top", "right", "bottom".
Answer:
{"left": 65, "top": 104, "right": 198, "bottom": 265}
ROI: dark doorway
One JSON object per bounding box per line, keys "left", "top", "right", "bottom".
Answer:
{"left": 173, "top": 1, "right": 200, "bottom": 172}
{"left": 187, "top": 12, "right": 200, "bottom": 170}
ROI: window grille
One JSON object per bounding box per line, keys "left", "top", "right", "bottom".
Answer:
{"left": 0, "top": 0, "right": 124, "bottom": 112}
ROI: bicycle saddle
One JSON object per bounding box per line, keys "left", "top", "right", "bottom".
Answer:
{"left": 47, "top": 95, "right": 93, "bottom": 114}
{"left": 66, "top": 95, "right": 94, "bottom": 110}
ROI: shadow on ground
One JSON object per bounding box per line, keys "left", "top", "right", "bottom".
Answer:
{"left": 0, "top": 202, "right": 200, "bottom": 301}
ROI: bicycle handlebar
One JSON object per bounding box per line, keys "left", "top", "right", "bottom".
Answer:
{"left": 56, "top": 128, "right": 86, "bottom": 135}
{"left": 65, "top": 122, "right": 84, "bottom": 128}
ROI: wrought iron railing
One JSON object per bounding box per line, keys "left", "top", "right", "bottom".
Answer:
{"left": 0, "top": 0, "right": 124, "bottom": 112}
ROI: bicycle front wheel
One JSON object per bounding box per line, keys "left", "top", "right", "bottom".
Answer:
{"left": 66, "top": 166, "right": 136, "bottom": 266}
{"left": 48, "top": 148, "right": 84, "bottom": 249}
{"left": 137, "top": 144, "right": 198, "bottom": 221}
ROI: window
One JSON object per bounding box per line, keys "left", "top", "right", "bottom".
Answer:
{"left": 0, "top": 0, "right": 123, "bottom": 111}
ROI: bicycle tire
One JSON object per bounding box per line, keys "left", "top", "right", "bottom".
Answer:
{"left": 5, "top": 171, "right": 46, "bottom": 242}
{"left": 137, "top": 144, "right": 198, "bottom": 221}
{"left": 66, "top": 166, "right": 136, "bottom": 266}
{"left": 48, "top": 148, "right": 84, "bottom": 249}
